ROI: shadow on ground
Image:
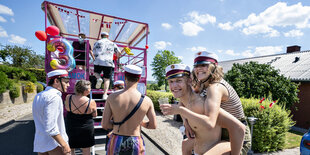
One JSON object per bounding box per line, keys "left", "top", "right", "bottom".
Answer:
{"left": 0, "top": 114, "right": 35, "bottom": 155}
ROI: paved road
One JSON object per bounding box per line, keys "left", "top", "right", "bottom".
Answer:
{"left": 0, "top": 114, "right": 166, "bottom": 155}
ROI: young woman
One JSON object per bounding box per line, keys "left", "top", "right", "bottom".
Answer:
{"left": 65, "top": 80, "right": 97, "bottom": 155}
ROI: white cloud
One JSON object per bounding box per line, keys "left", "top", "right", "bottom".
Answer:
{"left": 0, "top": 4, "right": 14, "bottom": 16}
{"left": 242, "top": 46, "right": 283, "bottom": 58}
{"left": 180, "top": 11, "right": 215, "bottom": 36}
{"left": 154, "top": 41, "right": 172, "bottom": 50}
{"left": 10, "top": 18, "right": 15, "bottom": 23}
{"left": 0, "top": 16, "right": 6, "bottom": 22}
{"left": 180, "top": 22, "right": 204, "bottom": 36}
{"left": 161, "top": 23, "right": 172, "bottom": 30}
{"left": 225, "top": 50, "right": 240, "bottom": 56}
{"left": 188, "top": 11, "right": 216, "bottom": 25}
{"left": 241, "top": 50, "right": 254, "bottom": 58}
{"left": 187, "top": 46, "right": 207, "bottom": 52}
{"left": 225, "top": 2, "right": 310, "bottom": 37}
{"left": 177, "top": 56, "right": 183, "bottom": 60}
{"left": 284, "top": 29, "right": 303, "bottom": 37}
{"left": 218, "top": 22, "right": 234, "bottom": 30}
{"left": 9, "top": 34, "right": 26, "bottom": 44}
{"left": 0, "top": 26, "right": 8, "bottom": 37}
{"left": 253, "top": 46, "right": 282, "bottom": 56}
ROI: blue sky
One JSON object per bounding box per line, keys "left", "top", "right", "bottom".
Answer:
{"left": 1, "top": 0, "right": 310, "bottom": 81}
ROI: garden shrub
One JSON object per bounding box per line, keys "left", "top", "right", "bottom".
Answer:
{"left": 9, "top": 83, "right": 20, "bottom": 99}
{"left": 0, "top": 71, "right": 9, "bottom": 93}
{"left": 24, "top": 81, "right": 36, "bottom": 93}
{"left": 25, "top": 68, "right": 46, "bottom": 82}
{"left": 36, "top": 82, "right": 44, "bottom": 93}
{"left": 147, "top": 90, "right": 175, "bottom": 111}
{"left": 0, "top": 65, "right": 37, "bottom": 82}
{"left": 241, "top": 98, "right": 295, "bottom": 153}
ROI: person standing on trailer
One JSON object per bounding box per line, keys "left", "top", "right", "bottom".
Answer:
{"left": 72, "top": 33, "right": 95, "bottom": 70}
{"left": 92, "top": 32, "right": 121, "bottom": 100}
{"left": 32, "top": 70, "right": 71, "bottom": 155}
{"left": 102, "top": 65, "right": 157, "bottom": 155}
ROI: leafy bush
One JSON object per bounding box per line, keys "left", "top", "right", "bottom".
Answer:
{"left": 0, "top": 65, "right": 37, "bottom": 82}
{"left": 9, "top": 83, "right": 20, "bottom": 99}
{"left": 0, "top": 71, "right": 9, "bottom": 93}
{"left": 36, "top": 82, "right": 44, "bottom": 93}
{"left": 147, "top": 83, "right": 160, "bottom": 90}
{"left": 241, "top": 98, "right": 295, "bottom": 153}
{"left": 25, "top": 68, "right": 46, "bottom": 82}
{"left": 225, "top": 61, "right": 299, "bottom": 109}
{"left": 24, "top": 81, "right": 36, "bottom": 93}
{"left": 147, "top": 90, "right": 175, "bottom": 111}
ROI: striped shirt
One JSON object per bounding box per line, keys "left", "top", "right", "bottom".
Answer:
{"left": 200, "top": 79, "right": 245, "bottom": 119}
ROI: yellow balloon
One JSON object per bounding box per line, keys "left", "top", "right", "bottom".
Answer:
{"left": 124, "top": 47, "right": 134, "bottom": 55}
{"left": 50, "top": 59, "right": 59, "bottom": 69}
{"left": 47, "top": 43, "right": 56, "bottom": 52}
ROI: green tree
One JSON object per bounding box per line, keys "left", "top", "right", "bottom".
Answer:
{"left": 151, "top": 50, "right": 181, "bottom": 91}
{"left": 0, "top": 44, "right": 44, "bottom": 69}
{"left": 224, "top": 61, "right": 299, "bottom": 109}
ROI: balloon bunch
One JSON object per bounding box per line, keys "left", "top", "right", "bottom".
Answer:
{"left": 35, "top": 26, "right": 60, "bottom": 41}
{"left": 35, "top": 26, "right": 75, "bottom": 71}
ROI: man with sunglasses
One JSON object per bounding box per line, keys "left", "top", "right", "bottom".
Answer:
{"left": 32, "top": 69, "right": 71, "bottom": 155}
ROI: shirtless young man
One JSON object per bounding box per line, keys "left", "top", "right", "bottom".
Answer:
{"left": 160, "top": 64, "right": 246, "bottom": 155}
{"left": 102, "top": 65, "right": 157, "bottom": 155}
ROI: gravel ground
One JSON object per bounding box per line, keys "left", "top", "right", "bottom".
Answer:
{"left": 0, "top": 102, "right": 300, "bottom": 155}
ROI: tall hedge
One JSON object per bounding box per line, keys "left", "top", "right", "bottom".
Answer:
{"left": 0, "top": 71, "right": 8, "bottom": 93}
{"left": 24, "top": 68, "right": 46, "bottom": 82}
{"left": 147, "top": 90, "right": 175, "bottom": 111}
{"left": 0, "top": 65, "right": 37, "bottom": 83}
{"left": 224, "top": 61, "right": 299, "bottom": 109}
{"left": 241, "top": 98, "right": 294, "bottom": 153}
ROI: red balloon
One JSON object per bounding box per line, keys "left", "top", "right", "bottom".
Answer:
{"left": 145, "top": 45, "right": 149, "bottom": 49}
{"left": 35, "top": 31, "right": 47, "bottom": 41}
{"left": 46, "top": 26, "right": 60, "bottom": 36}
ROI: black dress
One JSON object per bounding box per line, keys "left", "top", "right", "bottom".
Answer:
{"left": 65, "top": 95, "right": 95, "bottom": 148}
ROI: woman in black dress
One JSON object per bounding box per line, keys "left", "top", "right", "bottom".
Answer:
{"left": 65, "top": 80, "right": 97, "bottom": 155}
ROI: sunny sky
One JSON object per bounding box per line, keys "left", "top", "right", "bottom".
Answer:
{"left": 1, "top": 0, "right": 310, "bottom": 81}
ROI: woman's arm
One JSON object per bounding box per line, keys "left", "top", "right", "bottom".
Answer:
{"left": 91, "top": 99, "right": 97, "bottom": 117}
{"left": 217, "top": 109, "right": 245, "bottom": 155}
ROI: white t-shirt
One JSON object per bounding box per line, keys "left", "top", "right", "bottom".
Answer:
{"left": 93, "top": 38, "right": 120, "bottom": 68}
{"left": 32, "top": 86, "right": 68, "bottom": 153}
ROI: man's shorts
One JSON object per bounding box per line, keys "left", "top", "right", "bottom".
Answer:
{"left": 94, "top": 65, "right": 113, "bottom": 79}
{"left": 221, "top": 119, "right": 251, "bottom": 155}
{"left": 106, "top": 133, "right": 145, "bottom": 155}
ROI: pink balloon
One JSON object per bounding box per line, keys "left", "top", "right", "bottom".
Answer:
{"left": 46, "top": 26, "right": 60, "bottom": 36}
{"left": 35, "top": 31, "right": 47, "bottom": 41}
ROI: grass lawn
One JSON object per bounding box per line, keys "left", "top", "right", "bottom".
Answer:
{"left": 284, "top": 129, "right": 304, "bottom": 149}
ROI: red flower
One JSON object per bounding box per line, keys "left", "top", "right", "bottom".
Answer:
{"left": 260, "top": 105, "right": 265, "bottom": 109}
{"left": 269, "top": 101, "right": 276, "bottom": 108}
{"left": 259, "top": 97, "right": 265, "bottom": 103}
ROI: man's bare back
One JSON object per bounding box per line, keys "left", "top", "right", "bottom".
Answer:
{"left": 105, "top": 89, "right": 154, "bottom": 136}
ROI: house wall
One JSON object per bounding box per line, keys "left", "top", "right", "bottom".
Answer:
{"left": 291, "top": 82, "right": 310, "bottom": 129}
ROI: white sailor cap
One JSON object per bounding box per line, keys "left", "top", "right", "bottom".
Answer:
{"left": 194, "top": 51, "right": 218, "bottom": 66}
{"left": 165, "top": 64, "right": 191, "bottom": 79}
{"left": 47, "top": 69, "right": 69, "bottom": 79}
{"left": 124, "top": 65, "right": 142, "bottom": 77}
{"left": 114, "top": 80, "right": 124, "bottom": 86}
{"left": 101, "top": 32, "right": 109, "bottom": 36}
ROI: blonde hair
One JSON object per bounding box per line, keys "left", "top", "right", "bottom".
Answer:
{"left": 74, "top": 80, "right": 91, "bottom": 95}
{"left": 192, "top": 64, "right": 224, "bottom": 92}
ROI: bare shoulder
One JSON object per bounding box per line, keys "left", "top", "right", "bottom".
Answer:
{"left": 143, "top": 96, "right": 153, "bottom": 105}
